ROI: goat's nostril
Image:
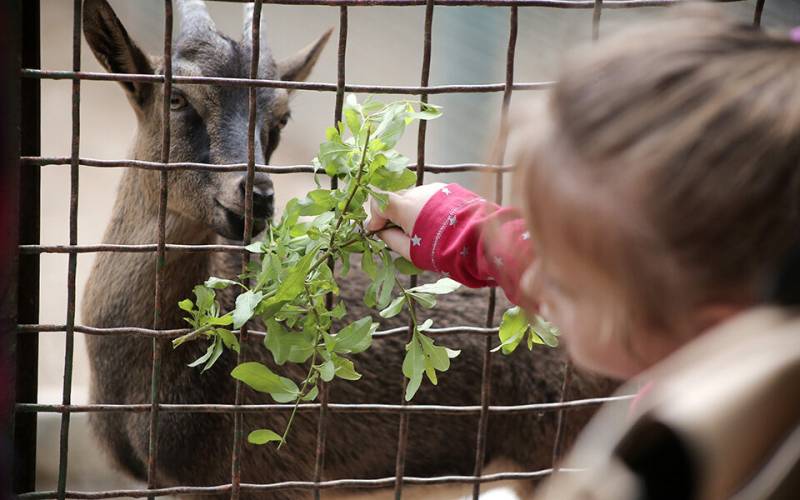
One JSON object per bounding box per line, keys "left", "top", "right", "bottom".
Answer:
{"left": 239, "top": 178, "right": 274, "bottom": 200}
{"left": 251, "top": 186, "right": 275, "bottom": 218}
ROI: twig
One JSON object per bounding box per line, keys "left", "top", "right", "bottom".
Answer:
{"left": 171, "top": 324, "right": 214, "bottom": 348}
{"left": 278, "top": 283, "right": 325, "bottom": 450}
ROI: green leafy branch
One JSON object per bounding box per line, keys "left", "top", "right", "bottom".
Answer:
{"left": 492, "top": 306, "right": 560, "bottom": 355}
{"left": 172, "top": 95, "right": 558, "bottom": 448}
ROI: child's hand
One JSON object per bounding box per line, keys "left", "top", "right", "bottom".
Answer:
{"left": 365, "top": 182, "right": 446, "bottom": 260}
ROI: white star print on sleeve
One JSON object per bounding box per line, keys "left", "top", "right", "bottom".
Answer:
{"left": 411, "top": 234, "right": 423, "bottom": 246}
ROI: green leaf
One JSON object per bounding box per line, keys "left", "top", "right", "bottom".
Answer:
{"left": 363, "top": 280, "right": 378, "bottom": 308}
{"left": 233, "top": 290, "right": 264, "bottom": 329}
{"left": 187, "top": 339, "right": 217, "bottom": 368}
{"left": 231, "top": 362, "right": 300, "bottom": 403}
{"left": 407, "top": 102, "right": 443, "bottom": 121}
{"left": 248, "top": 429, "right": 283, "bottom": 445}
{"left": 371, "top": 166, "right": 417, "bottom": 192}
{"left": 495, "top": 306, "right": 528, "bottom": 355}
{"left": 245, "top": 241, "right": 265, "bottom": 253}
{"left": 371, "top": 103, "right": 407, "bottom": 149}
{"left": 360, "top": 97, "right": 383, "bottom": 115}
{"left": 408, "top": 291, "right": 436, "bottom": 309}
{"left": 379, "top": 295, "right": 406, "bottom": 319}
{"left": 333, "top": 317, "right": 375, "bottom": 354}
{"left": 372, "top": 250, "right": 396, "bottom": 309}
{"left": 264, "top": 319, "right": 315, "bottom": 365}
{"left": 178, "top": 299, "right": 194, "bottom": 313}
{"left": 526, "top": 328, "right": 538, "bottom": 350}
{"left": 302, "top": 385, "right": 320, "bottom": 401}
{"left": 205, "top": 277, "right": 239, "bottom": 289}
{"left": 274, "top": 251, "right": 316, "bottom": 302}
{"left": 281, "top": 199, "right": 301, "bottom": 229}
{"left": 417, "top": 318, "right": 433, "bottom": 332}
{"left": 208, "top": 313, "right": 234, "bottom": 326}
{"left": 402, "top": 339, "right": 425, "bottom": 401}
{"left": 420, "top": 334, "right": 451, "bottom": 372}
{"left": 202, "top": 336, "right": 225, "bottom": 372}
{"left": 193, "top": 285, "right": 215, "bottom": 311}
{"left": 330, "top": 301, "right": 347, "bottom": 320}
{"left": 318, "top": 359, "right": 335, "bottom": 382}
{"left": 383, "top": 151, "right": 410, "bottom": 173}
{"left": 332, "top": 355, "right": 362, "bottom": 381}
{"left": 217, "top": 328, "right": 240, "bottom": 353}
{"left": 445, "top": 347, "right": 461, "bottom": 359}
{"left": 394, "top": 257, "right": 422, "bottom": 275}
{"left": 409, "top": 278, "right": 461, "bottom": 295}
{"left": 297, "top": 189, "right": 336, "bottom": 216}
{"left": 531, "top": 315, "right": 560, "bottom": 348}
{"left": 361, "top": 249, "right": 377, "bottom": 279}
{"left": 317, "top": 128, "right": 353, "bottom": 177}
{"left": 343, "top": 94, "right": 363, "bottom": 137}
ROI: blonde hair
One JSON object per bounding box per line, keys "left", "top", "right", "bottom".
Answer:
{"left": 515, "top": 5, "right": 800, "bottom": 336}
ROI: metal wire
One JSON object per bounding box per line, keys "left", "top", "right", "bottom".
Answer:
{"left": 230, "top": 0, "right": 263, "bottom": 496}
{"left": 16, "top": 395, "right": 635, "bottom": 415}
{"left": 17, "top": 323, "right": 499, "bottom": 339}
{"left": 20, "top": 69, "right": 554, "bottom": 93}
{"left": 14, "top": 0, "right": 762, "bottom": 498}
{"left": 470, "top": 7, "right": 518, "bottom": 498}
{"left": 19, "top": 469, "right": 587, "bottom": 500}
{"left": 19, "top": 156, "right": 515, "bottom": 174}
{"left": 55, "top": 2, "right": 82, "bottom": 498}
{"left": 393, "top": 1, "right": 435, "bottom": 497}
{"left": 145, "top": 1, "right": 174, "bottom": 498}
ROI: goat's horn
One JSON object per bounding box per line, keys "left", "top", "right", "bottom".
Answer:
{"left": 242, "top": 2, "right": 263, "bottom": 47}
{"left": 177, "top": 0, "right": 216, "bottom": 34}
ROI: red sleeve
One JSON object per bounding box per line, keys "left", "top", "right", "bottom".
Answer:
{"left": 409, "top": 183, "right": 534, "bottom": 307}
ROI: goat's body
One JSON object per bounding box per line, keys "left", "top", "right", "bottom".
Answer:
{"left": 83, "top": 178, "right": 614, "bottom": 496}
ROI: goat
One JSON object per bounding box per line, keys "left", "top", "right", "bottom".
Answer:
{"left": 81, "top": 0, "right": 616, "bottom": 497}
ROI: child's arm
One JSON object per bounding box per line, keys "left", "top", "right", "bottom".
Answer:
{"left": 366, "top": 182, "right": 534, "bottom": 307}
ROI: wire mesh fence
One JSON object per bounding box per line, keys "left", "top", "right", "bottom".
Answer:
{"left": 13, "top": 0, "right": 768, "bottom": 498}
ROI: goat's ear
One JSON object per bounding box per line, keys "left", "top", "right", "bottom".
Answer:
{"left": 83, "top": 0, "right": 153, "bottom": 107}
{"left": 277, "top": 29, "right": 332, "bottom": 88}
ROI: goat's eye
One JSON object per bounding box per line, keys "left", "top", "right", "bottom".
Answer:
{"left": 277, "top": 114, "right": 290, "bottom": 129}
{"left": 170, "top": 93, "right": 187, "bottom": 111}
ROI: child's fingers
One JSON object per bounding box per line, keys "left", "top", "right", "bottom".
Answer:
{"left": 374, "top": 227, "right": 411, "bottom": 260}
{"left": 367, "top": 191, "right": 415, "bottom": 234}
{"left": 366, "top": 195, "right": 391, "bottom": 232}
{"left": 367, "top": 183, "right": 447, "bottom": 235}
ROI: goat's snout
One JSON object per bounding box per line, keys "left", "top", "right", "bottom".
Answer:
{"left": 239, "top": 175, "right": 274, "bottom": 220}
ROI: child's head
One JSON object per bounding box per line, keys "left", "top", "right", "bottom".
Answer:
{"left": 513, "top": 6, "right": 800, "bottom": 379}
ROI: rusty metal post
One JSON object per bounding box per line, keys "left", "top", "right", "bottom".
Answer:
{"left": 13, "top": 0, "right": 40, "bottom": 494}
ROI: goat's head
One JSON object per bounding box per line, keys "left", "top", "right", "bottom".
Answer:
{"left": 83, "top": 0, "right": 330, "bottom": 239}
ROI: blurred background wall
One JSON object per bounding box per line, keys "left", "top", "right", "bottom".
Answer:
{"left": 32, "top": 0, "right": 798, "bottom": 496}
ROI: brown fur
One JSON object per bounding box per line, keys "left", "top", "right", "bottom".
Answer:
{"left": 81, "top": 0, "right": 616, "bottom": 497}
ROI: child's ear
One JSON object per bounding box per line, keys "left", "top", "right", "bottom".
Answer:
{"left": 694, "top": 303, "right": 748, "bottom": 334}
{"left": 83, "top": 0, "right": 154, "bottom": 108}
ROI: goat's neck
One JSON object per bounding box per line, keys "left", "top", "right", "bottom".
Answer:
{"left": 97, "top": 169, "right": 233, "bottom": 329}
{"left": 107, "top": 168, "right": 213, "bottom": 246}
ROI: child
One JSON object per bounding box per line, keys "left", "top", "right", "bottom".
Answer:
{"left": 366, "top": 6, "right": 800, "bottom": 499}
